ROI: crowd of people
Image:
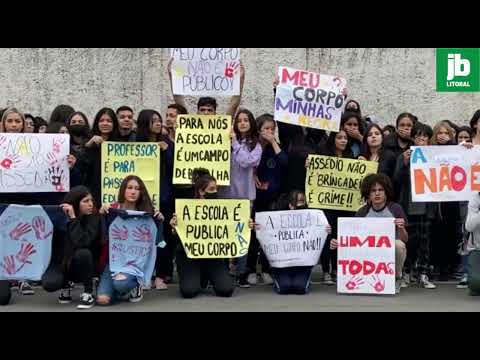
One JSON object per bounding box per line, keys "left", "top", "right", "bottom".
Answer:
{"left": 1, "top": 62, "right": 480, "bottom": 310}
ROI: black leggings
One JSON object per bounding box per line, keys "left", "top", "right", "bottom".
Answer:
{"left": 0, "top": 281, "right": 11, "bottom": 306}
{"left": 42, "top": 249, "right": 95, "bottom": 293}
{"left": 175, "top": 247, "right": 234, "bottom": 299}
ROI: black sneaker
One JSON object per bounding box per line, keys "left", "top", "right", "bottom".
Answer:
{"left": 77, "top": 293, "right": 95, "bottom": 309}
{"left": 129, "top": 286, "right": 144, "bottom": 303}
{"left": 237, "top": 275, "right": 251, "bottom": 288}
{"left": 58, "top": 288, "right": 72, "bottom": 304}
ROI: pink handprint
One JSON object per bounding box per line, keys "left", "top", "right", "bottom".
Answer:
{"left": 9, "top": 223, "right": 32, "bottom": 240}
{"left": 32, "top": 216, "right": 53, "bottom": 240}
{"left": 52, "top": 138, "right": 65, "bottom": 154}
{"left": 111, "top": 225, "right": 129, "bottom": 241}
{"left": 225, "top": 62, "right": 240, "bottom": 78}
{"left": 133, "top": 224, "right": 152, "bottom": 242}
{"left": 1, "top": 255, "right": 16, "bottom": 275}
{"left": 367, "top": 275, "right": 385, "bottom": 293}
{"left": 15, "top": 243, "right": 36, "bottom": 265}
{"left": 345, "top": 276, "right": 364, "bottom": 291}
{"left": 0, "top": 154, "right": 20, "bottom": 170}
{"left": 47, "top": 152, "right": 59, "bottom": 166}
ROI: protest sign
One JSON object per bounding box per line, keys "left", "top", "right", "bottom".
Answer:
{"left": 0, "top": 133, "right": 70, "bottom": 193}
{"left": 306, "top": 155, "right": 378, "bottom": 211}
{"left": 410, "top": 145, "right": 480, "bottom": 202}
{"left": 175, "top": 199, "right": 251, "bottom": 259}
{"left": 0, "top": 205, "right": 54, "bottom": 281}
{"left": 108, "top": 210, "right": 157, "bottom": 286}
{"left": 337, "top": 218, "right": 395, "bottom": 295}
{"left": 274, "top": 66, "right": 347, "bottom": 132}
{"left": 171, "top": 48, "right": 241, "bottom": 96}
{"left": 255, "top": 209, "right": 329, "bottom": 268}
{"left": 101, "top": 142, "right": 160, "bottom": 208}
{"left": 174, "top": 115, "right": 231, "bottom": 186}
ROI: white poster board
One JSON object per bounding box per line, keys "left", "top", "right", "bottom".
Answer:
{"left": 337, "top": 218, "right": 395, "bottom": 295}
{"left": 255, "top": 209, "right": 329, "bottom": 268}
{"left": 410, "top": 145, "right": 480, "bottom": 202}
{"left": 0, "top": 134, "right": 70, "bottom": 193}
{"left": 170, "top": 48, "right": 241, "bottom": 97}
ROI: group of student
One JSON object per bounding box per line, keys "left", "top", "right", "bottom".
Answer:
{"left": 1, "top": 63, "right": 480, "bottom": 310}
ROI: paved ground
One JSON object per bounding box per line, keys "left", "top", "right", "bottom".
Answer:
{"left": 1, "top": 279, "right": 478, "bottom": 312}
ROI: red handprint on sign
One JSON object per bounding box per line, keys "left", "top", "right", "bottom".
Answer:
{"left": 1, "top": 255, "right": 16, "bottom": 275}
{"left": 32, "top": 216, "right": 53, "bottom": 240}
{"left": 52, "top": 138, "right": 66, "bottom": 154}
{"left": 111, "top": 225, "right": 129, "bottom": 241}
{"left": 133, "top": 224, "right": 152, "bottom": 242}
{"left": 15, "top": 243, "right": 36, "bottom": 265}
{"left": 225, "top": 62, "right": 240, "bottom": 78}
{"left": 345, "top": 276, "right": 364, "bottom": 291}
{"left": 9, "top": 223, "right": 32, "bottom": 240}
{"left": 0, "top": 154, "right": 20, "bottom": 170}
{"left": 367, "top": 275, "right": 386, "bottom": 293}
{"left": 47, "top": 152, "right": 59, "bottom": 166}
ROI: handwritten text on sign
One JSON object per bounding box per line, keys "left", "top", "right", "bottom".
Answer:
{"left": 0, "top": 133, "right": 70, "bottom": 193}
{"left": 306, "top": 155, "right": 378, "bottom": 212}
{"left": 337, "top": 218, "right": 395, "bottom": 295}
{"left": 101, "top": 142, "right": 160, "bottom": 208}
{"left": 274, "top": 66, "right": 347, "bottom": 132}
{"left": 255, "top": 210, "right": 329, "bottom": 268}
{"left": 0, "top": 205, "right": 53, "bottom": 281}
{"left": 109, "top": 212, "right": 157, "bottom": 286}
{"left": 410, "top": 145, "right": 480, "bottom": 202}
{"left": 174, "top": 115, "right": 231, "bottom": 186}
{"left": 175, "top": 199, "right": 251, "bottom": 259}
{"left": 171, "top": 48, "right": 241, "bottom": 97}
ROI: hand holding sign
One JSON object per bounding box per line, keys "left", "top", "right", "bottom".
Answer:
{"left": 9, "top": 223, "right": 32, "bottom": 240}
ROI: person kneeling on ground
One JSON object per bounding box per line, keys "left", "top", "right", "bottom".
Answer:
{"left": 331, "top": 174, "right": 408, "bottom": 294}
{"left": 170, "top": 169, "right": 256, "bottom": 299}
{"left": 265, "top": 191, "right": 331, "bottom": 295}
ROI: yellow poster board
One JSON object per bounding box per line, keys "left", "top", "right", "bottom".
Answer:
{"left": 174, "top": 115, "right": 231, "bottom": 186}
{"left": 101, "top": 142, "right": 161, "bottom": 208}
{"left": 306, "top": 155, "right": 378, "bottom": 212}
{"left": 175, "top": 199, "right": 251, "bottom": 259}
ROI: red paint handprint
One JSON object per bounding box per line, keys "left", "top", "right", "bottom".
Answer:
{"left": 52, "top": 138, "right": 65, "bottom": 154}
{"left": 32, "top": 216, "right": 53, "bottom": 240}
{"left": 47, "top": 152, "right": 59, "bottom": 166}
{"left": 15, "top": 243, "right": 36, "bottom": 265}
{"left": 225, "top": 62, "right": 240, "bottom": 78}
{"left": 133, "top": 224, "right": 152, "bottom": 242}
{"left": 1, "top": 255, "right": 16, "bottom": 275}
{"left": 111, "top": 225, "right": 129, "bottom": 241}
{"left": 345, "top": 276, "right": 364, "bottom": 291}
{"left": 367, "top": 275, "right": 386, "bottom": 293}
{"left": 9, "top": 223, "right": 32, "bottom": 240}
{"left": 0, "top": 154, "right": 20, "bottom": 170}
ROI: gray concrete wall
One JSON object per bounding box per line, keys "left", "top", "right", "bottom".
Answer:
{"left": 1, "top": 48, "right": 479, "bottom": 126}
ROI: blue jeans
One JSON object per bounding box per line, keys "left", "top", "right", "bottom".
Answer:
{"left": 271, "top": 267, "right": 313, "bottom": 295}
{"left": 97, "top": 265, "right": 138, "bottom": 302}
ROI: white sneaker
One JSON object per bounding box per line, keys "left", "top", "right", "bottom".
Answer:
{"left": 247, "top": 273, "right": 258, "bottom": 286}
{"left": 419, "top": 274, "right": 436, "bottom": 289}
{"left": 261, "top": 273, "right": 273, "bottom": 285}
{"left": 20, "top": 281, "right": 35, "bottom": 295}
{"left": 395, "top": 280, "right": 401, "bottom": 294}
{"left": 401, "top": 273, "right": 409, "bottom": 288}
{"left": 457, "top": 274, "right": 468, "bottom": 289}
{"left": 323, "top": 273, "right": 335, "bottom": 286}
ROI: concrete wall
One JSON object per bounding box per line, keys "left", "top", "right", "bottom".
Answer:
{"left": 1, "top": 48, "right": 479, "bottom": 126}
